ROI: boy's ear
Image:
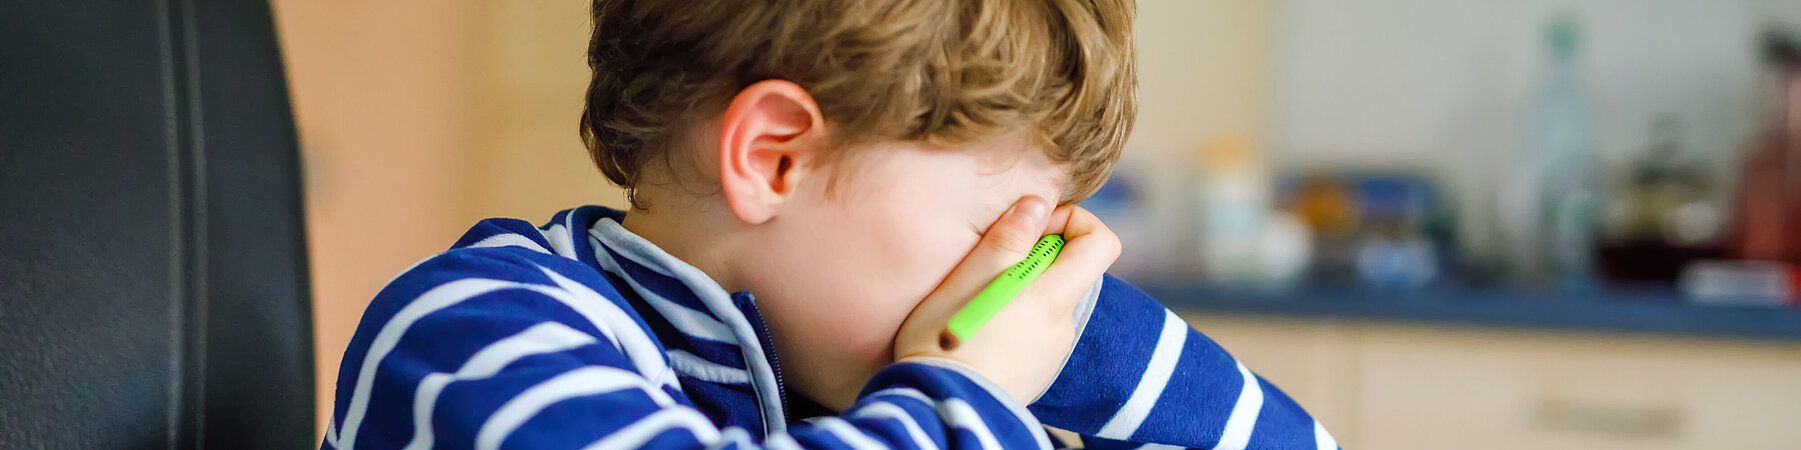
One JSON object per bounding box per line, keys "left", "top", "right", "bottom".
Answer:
{"left": 717, "top": 79, "right": 826, "bottom": 225}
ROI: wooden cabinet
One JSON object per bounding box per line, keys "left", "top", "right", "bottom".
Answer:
{"left": 1183, "top": 314, "right": 1801, "bottom": 450}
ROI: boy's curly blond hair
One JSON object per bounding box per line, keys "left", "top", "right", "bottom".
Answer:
{"left": 580, "top": 0, "right": 1137, "bottom": 207}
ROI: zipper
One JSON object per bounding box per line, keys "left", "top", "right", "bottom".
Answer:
{"left": 735, "top": 292, "right": 790, "bottom": 430}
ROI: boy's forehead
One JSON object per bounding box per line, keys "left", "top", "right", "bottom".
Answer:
{"left": 857, "top": 133, "right": 1071, "bottom": 213}
{"left": 1000, "top": 142, "right": 1073, "bottom": 190}
{"left": 973, "top": 151, "right": 1072, "bottom": 212}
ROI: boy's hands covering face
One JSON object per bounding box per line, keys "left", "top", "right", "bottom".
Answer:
{"left": 892, "top": 195, "right": 1121, "bottom": 404}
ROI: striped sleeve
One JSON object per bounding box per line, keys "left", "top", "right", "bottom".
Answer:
{"left": 321, "top": 245, "right": 1055, "bottom": 450}
{"left": 1028, "top": 276, "right": 1341, "bottom": 450}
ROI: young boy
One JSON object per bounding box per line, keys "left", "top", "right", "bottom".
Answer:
{"left": 323, "top": 0, "right": 1338, "bottom": 449}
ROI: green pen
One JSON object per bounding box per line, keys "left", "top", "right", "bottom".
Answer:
{"left": 939, "top": 234, "right": 1065, "bottom": 350}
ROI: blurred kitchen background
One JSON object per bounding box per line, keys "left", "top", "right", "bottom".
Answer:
{"left": 274, "top": 0, "right": 1801, "bottom": 448}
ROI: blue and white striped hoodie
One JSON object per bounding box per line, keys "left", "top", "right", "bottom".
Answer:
{"left": 322, "top": 206, "right": 1339, "bottom": 449}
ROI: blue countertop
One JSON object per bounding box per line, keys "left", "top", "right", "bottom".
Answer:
{"left": 1132, "top": 280, "right": 1801, "bottom": 341}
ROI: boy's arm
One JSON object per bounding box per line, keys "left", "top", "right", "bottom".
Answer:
{"left": 1028, "top": 275, "right": 1341, "bottom": 450}
{"left": 323, "top": 248, "right": 1057, "bottom": 450}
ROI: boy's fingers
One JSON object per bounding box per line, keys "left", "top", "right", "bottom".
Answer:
{"left": 1029, "top": 206, "right": 1120, "bottom": 309}
{"left": 922, "top": 195, "right": 1052, "bottom": 309}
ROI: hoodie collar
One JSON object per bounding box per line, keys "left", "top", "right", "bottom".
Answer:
{"left": 573, "top": 206, "right": 793, "bottom": 433}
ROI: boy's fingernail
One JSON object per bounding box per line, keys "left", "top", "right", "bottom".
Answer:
{"left": 1017, "top": 196, "right": 1049, "bottom": 222}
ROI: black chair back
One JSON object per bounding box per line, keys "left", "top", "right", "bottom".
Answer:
{"left": 1, "top": 0, "right": 316, "bottom": 448}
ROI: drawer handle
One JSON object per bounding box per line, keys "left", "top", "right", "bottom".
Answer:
{"left": 1529, "top": 398, "right": 1685, "bottom": 438}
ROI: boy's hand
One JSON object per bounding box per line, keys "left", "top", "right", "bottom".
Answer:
{"left": 893, "top": 195, "right": 1120, "bottom": 405}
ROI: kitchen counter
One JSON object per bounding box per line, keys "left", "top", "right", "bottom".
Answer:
{"left": 1134, "top": 280, "right": 1801, "bottom": 341}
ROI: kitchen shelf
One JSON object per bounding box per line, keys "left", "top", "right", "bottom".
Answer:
{"left": 1134, "top": 280, "right": 1801, "bottom": 341}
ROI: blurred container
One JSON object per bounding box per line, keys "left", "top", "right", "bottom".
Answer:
{"left": 1598, "top": 116, "right": 1726, "bottom": 283}
{"left": 1503, "top": 15, "right": 1602, "bottom": 290}
{"left": 1679, "top": 260, "right": 1800, "bottom": 306}
{"left": 1280, "top": 171, "right": 1453, "bottom": 291}
{"left": 1194, "top": 136, "right": 1311, "bottom": 289}
{"left": 1732, "top": 29, "right": 1801, "bottom": 266}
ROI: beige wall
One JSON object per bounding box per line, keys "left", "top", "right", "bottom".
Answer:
{"left": 466, "top": 1, "right": 627, "bottom": 221}
{"left": 1130, "top": 0, "right": 1271, "bottom": 155}
{"left": 273, "top": 0, "right": 475, "bottom": 435}
{"left": 271, "top": 0, "right": 624, "bottom": 435}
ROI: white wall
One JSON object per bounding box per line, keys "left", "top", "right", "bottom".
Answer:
{"left": 1268, "top": 0, "right": 1801, "bottom": 257}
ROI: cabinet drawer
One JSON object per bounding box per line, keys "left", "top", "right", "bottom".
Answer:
{"left": 1354, "top": 325, "right": 1801, "bottom": 450}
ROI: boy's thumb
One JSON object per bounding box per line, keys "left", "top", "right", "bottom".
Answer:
{"left": 978, "top": 196, "right": 1051, "bottom": 263}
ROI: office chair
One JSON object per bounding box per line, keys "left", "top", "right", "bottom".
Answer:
{"left": 1, "top": 0, "right": 316, "bottom": 448}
